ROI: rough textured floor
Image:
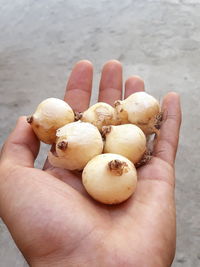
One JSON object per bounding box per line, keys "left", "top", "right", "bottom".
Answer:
{"left": 0, "top": 0, "right": 200, "bottom": 266}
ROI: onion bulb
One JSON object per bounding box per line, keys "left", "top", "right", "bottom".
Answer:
{"left": 114, "top": 92, "right": 161, "bottom": 135}
{"left": 48, "top": 121, "right": 103, "bottom": 170}
{"left": 27, "top": 98, "right": 74, "bottom": 144}
{"left": 81, "top": 102, "right": 118, "bottom": 131}
{"left": 82, "top": 153, "right": 137, "bottom": 204}
{"left": 103, "top": 124, "right": 146, "bottom": 164}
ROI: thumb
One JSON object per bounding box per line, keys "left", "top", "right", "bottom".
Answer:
{"left": 0, "top": 116, "right": 40, "bottom": 168}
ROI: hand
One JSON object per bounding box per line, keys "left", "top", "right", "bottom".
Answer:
{"left": 0, "top": 60, "right": 181, "bottom": 267}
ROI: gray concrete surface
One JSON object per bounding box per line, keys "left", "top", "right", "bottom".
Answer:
{"left": 0, "top": 0, "right": 199, "bottom": 266}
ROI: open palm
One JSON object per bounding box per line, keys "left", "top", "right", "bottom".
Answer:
{"left": 0, "top": 60, "right": 181, "bottom": 267}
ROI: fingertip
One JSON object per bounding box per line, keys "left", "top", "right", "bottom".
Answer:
{"left": 15, "top": 116, "right": 33, "bottom": 133}
{"left": 1, "top": 116, "right": 40, "bottom": 167}
{"left": 161, "top": 92, "right": 181, "bottom": 112}
{"left": 71, "top": 60, "right": 93, "bottom": 77}
{"left": 167, "top": 91, "right": 180, "bottom": 97}
{"left": 162, "top": 92, "right": 180, "bottom": 102}
{"left": 125, "top": 75, "right": 145, "bottom": 89}
{"left": 16, "top": 115, "right": 28, "bottom": 124}
{"left": 125, "top": 76, "right": 145, "bottom": 98}
{"left": 109, "top": 59, "right": 122, "bottom": 65}
{"left": 162, "top": 92, "right": 182, "bottom": 126}
{"left": 67, "top": 60, "right": 94, "bottom": 90}
{"left": 65, "top": 60, "right": 93, "bottom": 111}
{"left": 99, "top": 60, "right": 123, "bottom": 105}
{"left": 102, "top": 59, "right": 122, "bottom": 69}
{"left": 74, "top": 59, "right": 93, "bottom": 67}
{"left": 14, "top": 115, "right": 40, "bottom": 152}
{"left": 126, "top": 75, "right": 144, "bottom": 81}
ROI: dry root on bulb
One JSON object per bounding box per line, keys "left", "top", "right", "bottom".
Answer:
{"left": 82, "top": 153, "right": 137, "bottom": 204}
{"left": 27, "top": 98, "right": 74, "bottom": 144}
{"left": 103, "top": 124, "right": 146, "bottom": 164}
{"left": 114, "top": 92, "right": 161, "bottom": 135}
{"left": 81, "top": 102, "right": 119, "bottom": 131}
{"left": 48, "top": 121, "right": 104, "bottom": 170}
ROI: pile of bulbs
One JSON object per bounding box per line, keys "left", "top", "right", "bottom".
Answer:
{"left": 27, "top": 92, "right": 161, "bottom": 205}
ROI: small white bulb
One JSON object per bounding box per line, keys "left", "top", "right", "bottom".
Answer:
{"left": 103, "top": 124, "right": 146, "bottom": 164}
{"left": 48, "top": 121, "right": 104, "bottom": 170}
{"left": 27, "top": 98, "right": 74, "bottom": 144}
{"left": 81, "top": 102, "right": 118, "bottom": 131}
{"left": 115, "top": 92, "right": 161, "bottom": 135}
{"left": 82, "top": 153, "right": 137, "bottom": 204}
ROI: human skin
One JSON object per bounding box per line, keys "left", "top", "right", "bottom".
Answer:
{"left": 0, "top": 60, "right": 181, "bottom": 267}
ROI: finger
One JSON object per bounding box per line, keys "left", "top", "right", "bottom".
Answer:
{"left": 0, "top": 117, "right": 40, "bottom": 167}
{"left": 154, "top": 92, "right": 181, "bottom": 165}
{"left": 124, "top": 76, "right": 145, "bottom": 98}
{"left": 98, "top": 60, "right": 122, "bottom": 105}
{"left": 64, "top": 60, "right": 93, "bottom": 112}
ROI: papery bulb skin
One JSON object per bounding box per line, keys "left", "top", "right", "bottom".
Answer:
{"left": 81, "top": 102, "right": 119, "bottom": 131}
{"left": 115, "top": 92, "right": 160, "bottom": 135}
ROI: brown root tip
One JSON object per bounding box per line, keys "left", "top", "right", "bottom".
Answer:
{"left": 57, "top": 141, "right": 68, "bottom": 151}
{"left": 135, "top": 150, "right": 152, "bottom": 168}
{"left": 114, "top": 100, "right": 121, "bottom": 107}
{"left": 108, "top": 159, "right": 128, "bottom": 176}
{"left": 102, "top": 126, "right": 112, "bottom": 139}
{"left": 74, "top": 111, "right": 83, "bottom": 121}
{"left": 27, "top": 115, "right": 33, "bottom": 124}
{"left": 154, "top": 111, "right": 163, "bottom": 130}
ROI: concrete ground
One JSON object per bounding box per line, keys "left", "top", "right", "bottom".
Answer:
{"left": 0, "top": 0, "right": 199, "bottom": 266}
